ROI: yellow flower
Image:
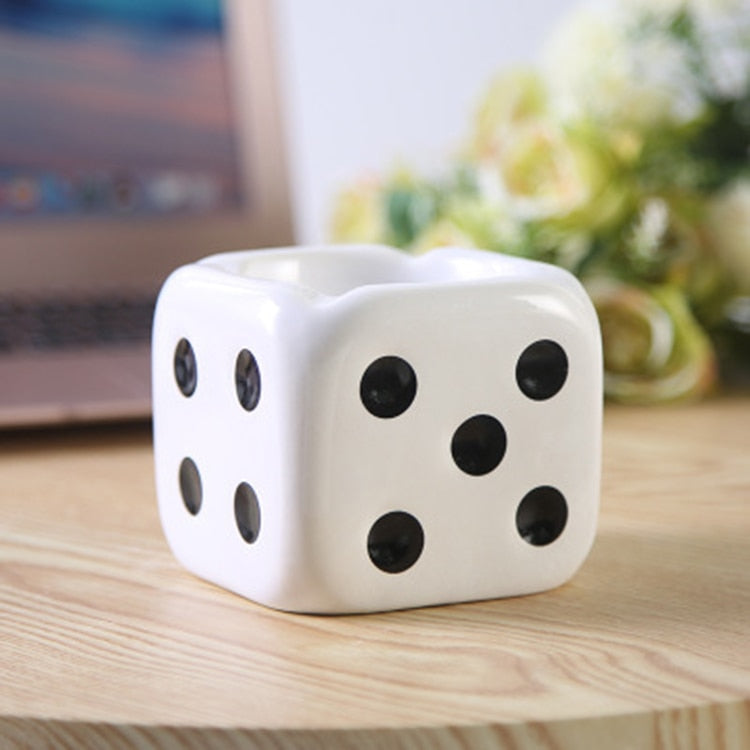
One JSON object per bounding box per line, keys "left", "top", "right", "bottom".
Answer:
{"left": 466, "top": 70, "right": 630, "bottom": 231}
{"left": 408, "top": 218, "right": 479, "bottom": 255}
{"left": 586, "top": 278, "right": 717, "bottom": 402}
{"left": 468, "top": 72, "right": 587, "bottom": 220}
{"left": 469, "top": 70, "right": 547, "bottom": 162}
{"left": 330, "top": 177, "right": 387, "bottom": 244}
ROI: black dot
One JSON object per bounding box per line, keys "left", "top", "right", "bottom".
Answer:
{"left": 360, "top": 356, "right": 417, "bottom": 418}
{"left": 367, "top": 511, "right": 424, "bottom": 573}
{"left": 179, "top": 457, "right": 202, "bottom": 515}
{"left": 174, "top": 338, "right": 197, "bottom": 397}
{"left": 516, "top": 486, "right": 568, "bottom": 546}
{"left": 234, "top": 482, "right": 261, "bottom": 543}
{"left": 235, "top": 349, "right": 261, "bottom": 411}
{"left": 516, "top": 339, "right": 568, "bottom": 400}
{"left": 451, "top": 414, "right": 507, "bottom": 476}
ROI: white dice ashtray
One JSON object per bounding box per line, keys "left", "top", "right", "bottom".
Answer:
{"left": 152, "top": 245, "right": 602, "bottom": 613}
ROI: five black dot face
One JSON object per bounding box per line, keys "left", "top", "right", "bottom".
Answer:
{"left": 451, "top": 414, "right": 507, "bottom": 476}
{"left": 516, "top": 339, "right": 568, "bottom": 400}
{"left": 234, "top": 482, "right": 261, "bottom": 544}
{"left": 235, "top": 349, "right": 261, "bottom": 411}
{"left": 368, "top": 511, "right": 424, "bottom": 573}
{"left": 179, "top": 457, "right": 202, "bottom": 515}
{"left": 516, "top": 486, "right": 568, "bottom": 546}
{"left": 360, "top": 356, "right": 417, "bottom": 418}
{"left": 173, "top": 338, "right": 197, "bottom": 397}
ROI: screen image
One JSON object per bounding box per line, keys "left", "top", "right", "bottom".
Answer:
{"left": 0, "top": 0, "right": 244, "bottom": 221}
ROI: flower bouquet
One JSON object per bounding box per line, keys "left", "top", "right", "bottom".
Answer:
{"left": 331, "top": 0, "right": 750, "bottom": 403}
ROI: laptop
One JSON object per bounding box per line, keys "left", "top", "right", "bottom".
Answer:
{"left": 0, "top": 0, "right": 293, "bottom": 428}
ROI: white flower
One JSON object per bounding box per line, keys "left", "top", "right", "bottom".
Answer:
{"left": 629, "top": 198, "right": 670, "bottom": 262}
{"left": 688, "top": 0, "right": 750, "bottom": 101}
{"left": 330, "top": 176, "right": 387, "bottom": 243}
{"left": 544, "top": 0, "right": 750, "bottom": 128}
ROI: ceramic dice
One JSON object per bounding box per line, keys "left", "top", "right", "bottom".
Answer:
{"left": 152, "top": 244, "right": 602, "bottom": 613}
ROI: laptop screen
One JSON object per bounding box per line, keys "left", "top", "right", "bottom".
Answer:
{"left": 0, "top": 0, "right": 291, "bottom": 299}
{"left": 0, "top": 0, "right": 291, "bottom": 426}
{"left": 0, "top": 0, "right": 245, "bottom": 223}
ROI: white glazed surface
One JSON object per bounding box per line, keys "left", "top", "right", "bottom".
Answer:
{"left": 152, "top": 245, "right": 602, "bottom": 613}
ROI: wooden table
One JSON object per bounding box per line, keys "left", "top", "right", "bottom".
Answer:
{"left": 1, "top": 397, "right": 749, "bottom": 749}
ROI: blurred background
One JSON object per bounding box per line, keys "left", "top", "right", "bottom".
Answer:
{"left": 0, "top": 0, "right": 748, "bottom": 426}
{"left": 273, "top": 0, "right": 575, "bottom": 244}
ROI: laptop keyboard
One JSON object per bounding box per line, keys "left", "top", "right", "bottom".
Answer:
{"left": 0, "top": 296, "right": 156, "bottom": 352}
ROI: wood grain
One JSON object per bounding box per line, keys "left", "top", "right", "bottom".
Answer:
{"left": 1, "top": 398, "right": 749, "bottom": 748}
